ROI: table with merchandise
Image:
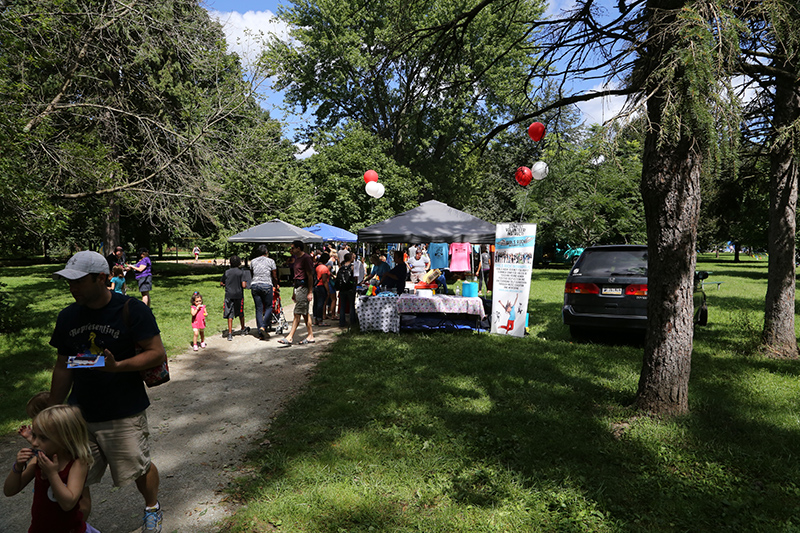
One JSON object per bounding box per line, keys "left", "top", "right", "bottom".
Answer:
{"left": 397, "top": 293, "right": 486, "bottom": 318}
{"left": 356, "top": 293, "right": 401, "bottom": 333}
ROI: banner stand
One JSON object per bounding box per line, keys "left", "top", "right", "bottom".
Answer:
{"left": 491, "top": 223, "right": 536, "bottom": 337}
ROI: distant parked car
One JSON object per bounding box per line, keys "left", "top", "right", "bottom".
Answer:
{"left": 535, "top": 243, "right": 585, "bottom": 266}
{"left": 562, "top": 245, "right": 648, "bottom": 337}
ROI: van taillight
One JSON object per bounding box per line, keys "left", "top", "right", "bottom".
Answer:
{"left": 565, "top": 282, "right": 600, "bottom": 294}
{"left": 625, "top": 284, "right": 648, "bottom": 296}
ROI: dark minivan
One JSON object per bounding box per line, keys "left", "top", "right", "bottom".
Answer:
{"left": 562, "top": 245, "right": 648, "bottom": 337}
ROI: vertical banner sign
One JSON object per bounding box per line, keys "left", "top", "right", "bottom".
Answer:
{"left": 491, "top": 223, "right": 537, "bottom": 337}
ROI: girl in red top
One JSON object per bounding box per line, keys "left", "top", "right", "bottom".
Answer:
{"left": 4, "top": 405, "right": 99, "bottom": 533}
{"left": 191, "top": 291, "right": 208, "bottom": 351}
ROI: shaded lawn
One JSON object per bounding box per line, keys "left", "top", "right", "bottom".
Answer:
{"left": 222, "top": 255, "right": 800, "bottom": 532}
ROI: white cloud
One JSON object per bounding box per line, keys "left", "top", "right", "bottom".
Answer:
{"left": 577, "top": 83, "right": 629, "bottom": 126}
{"left": 208, "top": 10, "right": 291, "bottom": 67}
{"left": 545, "top": 0, "right": 577, "bottom": 19}
{"left": 294, "top": 143, "right": 317, "bottom": 159}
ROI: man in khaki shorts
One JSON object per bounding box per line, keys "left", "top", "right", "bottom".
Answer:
{"left": 49, "top": 251, "right": 167, "bottom": 533}
{"left": 278, "top": 240, "right": 316, "bottom": 345}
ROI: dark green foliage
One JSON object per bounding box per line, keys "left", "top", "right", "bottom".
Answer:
{"left": 0, "top": 0, "right": 305, "bottom": 256}
{"left": 261, "top": 0, "right": 548, "bottom": 207}
{"left": 301, "top": 124, "right": 423, "bottom": 232}
{"left": 0, "top": 282, "right": 27, "bottom": 333}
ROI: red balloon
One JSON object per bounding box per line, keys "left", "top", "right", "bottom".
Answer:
{"left": 363, "top": 169, "right": 379, "bottom": 183}
{"left": 527, "top": 122, "right": 545, "bottom": 142}
{"left": 515, "top": 166, "right": 533, "bottom": 187}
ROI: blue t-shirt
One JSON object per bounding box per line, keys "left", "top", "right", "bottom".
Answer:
{"left": 49, "top": 293, "right": 160, "bottom": 423}
{"left": 110, "top": 275, "right": 126, "bottom": 293}
{"left": 429, "top": 243, "right": 449, "bottom": 270}
{"left": 370, "top": 261, "right": 390, "bottom": 278}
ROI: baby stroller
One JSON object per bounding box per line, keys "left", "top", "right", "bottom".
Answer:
{"left": 271, "top": 284, "right": 289, "bottom": 335}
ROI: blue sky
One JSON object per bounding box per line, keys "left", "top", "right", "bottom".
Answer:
{"left": 202, "top": 0, "right": 625, "bottom": 130}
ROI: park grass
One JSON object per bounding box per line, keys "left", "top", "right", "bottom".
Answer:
{"left": 219, "top": 254, "right": 800, "bottom": 532}
{"left": 3, "top": 254, "right": 800, "bottom": 531}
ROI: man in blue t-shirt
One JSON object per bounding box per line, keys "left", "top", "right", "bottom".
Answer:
{"left": 364, "top": 253, "right": 390, "bottom": 284}
{"left": 49, "top": 251, "right": 166, "bottom": 532}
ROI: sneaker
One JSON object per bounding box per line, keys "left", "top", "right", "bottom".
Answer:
{"left": 192, "top": 344, "right": 198, "bottom": 352}
{"left": 200, "top": 342, "right": 207, "bottom": 348}
{"left": 142, "top": 505, "right": 162, "bottom": 533}
{"left": 227, "top": 333, "right": 233, "bottom": 341}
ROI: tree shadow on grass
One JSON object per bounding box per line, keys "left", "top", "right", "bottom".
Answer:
{"left": 235, "top": 330, "right": 800, "bottom": 532}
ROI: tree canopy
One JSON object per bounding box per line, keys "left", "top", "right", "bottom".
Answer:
{"left": 0, "top": 0, "right": 299, "bottom": 255}
{"left": 260, "top": 0, "right": 548, "bottom": 203}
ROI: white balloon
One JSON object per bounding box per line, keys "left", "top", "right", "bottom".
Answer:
{"left": 532, "top": 161, "right": 549, "bottom": 181}
{"left": 374, "top": 182, "right": 385, "bottom": 199}
{"left": 365, "top": 181, "right": 380, "bottom": 197}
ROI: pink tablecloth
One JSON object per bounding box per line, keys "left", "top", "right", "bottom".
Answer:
{"left": 397, "top": 294, "right": 485, "bottom": 318}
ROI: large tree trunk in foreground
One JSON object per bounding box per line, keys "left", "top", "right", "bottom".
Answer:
{"left": 636, "top": 129, "right": 701, "bottom": 416}
{"left": 634, "top": 0, "right": 702, "bottom": 417}
{"left": 762, "top": 67, "right": 799, "bottom": 359}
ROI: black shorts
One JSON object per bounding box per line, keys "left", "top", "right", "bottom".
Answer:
{"left": 223, "top": 298, "right": 243, "bottom": 318}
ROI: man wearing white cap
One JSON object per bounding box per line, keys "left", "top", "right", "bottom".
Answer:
{"left": 48, "top": 250, "right": 167, "bottom": 533}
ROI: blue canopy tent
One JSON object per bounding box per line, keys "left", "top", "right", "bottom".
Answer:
{"left": 303, "top": 223, "right": 358, "bottom": 242}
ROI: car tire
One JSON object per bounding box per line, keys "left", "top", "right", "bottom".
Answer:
{"left": 694, "top": 304, "right": 708, "bottom": 326}
{"left": 569, "top": 325, "right": 588, "bottom": 340}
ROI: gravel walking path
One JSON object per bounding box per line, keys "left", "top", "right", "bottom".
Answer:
{"left": 0, "top": 307, "right": 338, "bottom": 532}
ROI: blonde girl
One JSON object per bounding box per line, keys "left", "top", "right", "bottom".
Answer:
{"left": 4, "top": 405, "right": 100, "bottom": 533}
{"left": 191, "top": 291, "right": 208, "bottom": 351}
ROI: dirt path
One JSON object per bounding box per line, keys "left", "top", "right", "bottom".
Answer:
{"left": 0, "top": 307, "right": 338, "bottom": 532}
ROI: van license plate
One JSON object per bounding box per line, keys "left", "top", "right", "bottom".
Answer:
{"left": 602, "top": 287, "right": 623, "bottom": 295}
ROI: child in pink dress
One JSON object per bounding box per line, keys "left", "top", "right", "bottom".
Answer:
{"left": 191, "top": 292, "right": 208, "bottom": 351}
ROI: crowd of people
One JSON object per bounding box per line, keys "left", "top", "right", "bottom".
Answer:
{"left": 3, "top": 240, "right": 496, "bottom": 532}
{"left": 105, "top": 240, "right": 492, "bottom": 349}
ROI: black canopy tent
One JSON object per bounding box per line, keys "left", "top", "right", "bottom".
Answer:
{"left": 357, "top": 200, "right": 496, "bottom": 244}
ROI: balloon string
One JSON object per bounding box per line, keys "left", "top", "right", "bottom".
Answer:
{"left": 519, "top": 187, "right": 532, "bottom": 222}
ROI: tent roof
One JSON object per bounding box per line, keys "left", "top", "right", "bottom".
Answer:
{"left": 303, "top": 223, "right": 358, "bottom": 242}
{"left": 357, "top": 200, "right": 496, "bottom": 244}
{"left": 228, "top": 219, "right": 323, "bottom": 244}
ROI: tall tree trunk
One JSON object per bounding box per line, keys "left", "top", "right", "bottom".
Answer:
{"left": 636, "top": 130, "right": 702, "bottom": 416}
{"left": 762, "top": 68, "right": 799, "bottom": 359}
{"left": 103, "top": 195, "right": 121, "bottom": 255}
{"left": 634, "top": 0, "right": 702, "bottom": 417}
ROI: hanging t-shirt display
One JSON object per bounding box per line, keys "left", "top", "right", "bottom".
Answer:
{"left": 429, "top": 242, "right": 449, "bottom": 270}
{"left": 386, "top": 243, "right": 397, "bottom": 268}
{"left": 449, "top": 242, "right": 472, "bottom": 272}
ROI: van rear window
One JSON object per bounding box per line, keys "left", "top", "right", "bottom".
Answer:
{"left": 576, "top": 249, "right": 648, "bottom": 277}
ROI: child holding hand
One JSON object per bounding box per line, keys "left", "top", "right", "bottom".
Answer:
{"left": 4, "top": 404, "right": 100, "bottom": 533}
{"left": 191, "top": 291, "right": 208, "bottom": 351}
